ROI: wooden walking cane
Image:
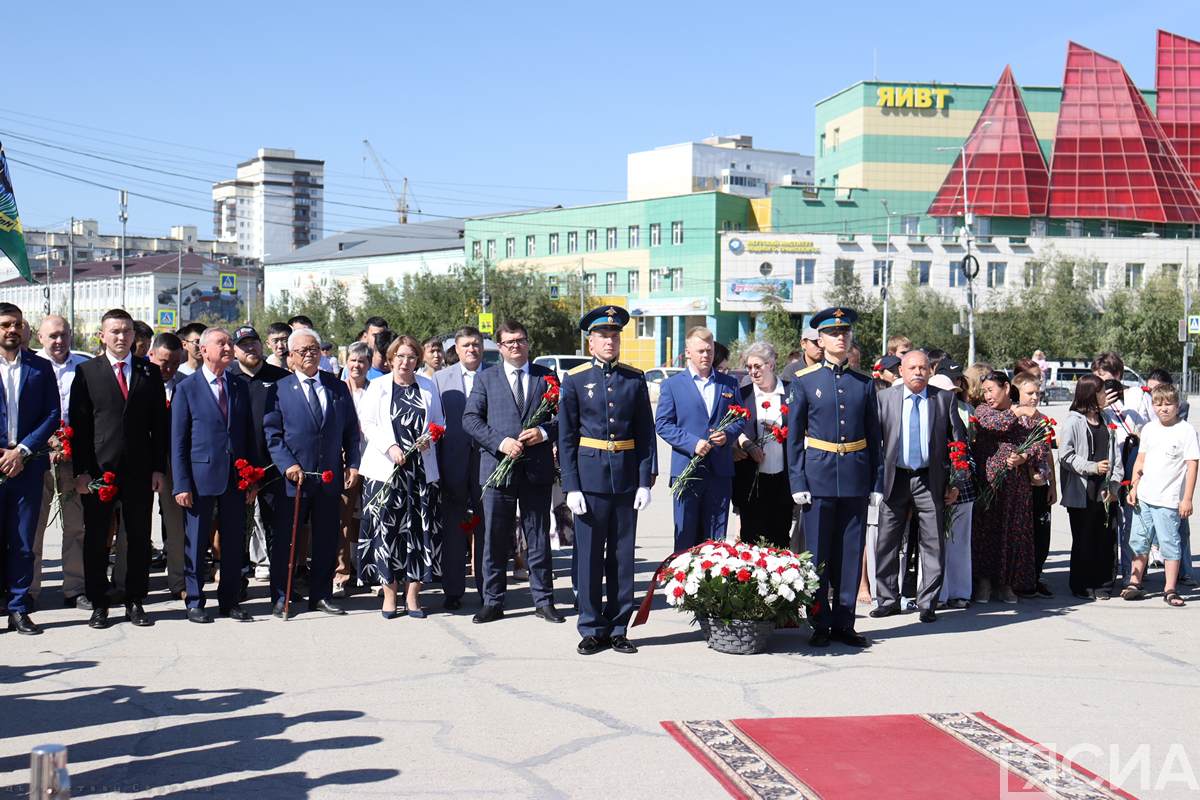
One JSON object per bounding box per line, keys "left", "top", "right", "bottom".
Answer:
{"left": 283, "top": 471, "right": 305, "bottom": 620}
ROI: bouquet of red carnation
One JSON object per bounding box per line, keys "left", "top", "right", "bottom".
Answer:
{"left": 0, "top": 420, "right": 75, "bottom": 486}
{"left": 942, "top": 440, "right": 972, "bottom": 537}
{"left": 87, "top": 471, "right": 119, "bottom": 503}
{"left": 235, "top": 458, "right": 276, "bottom": 492}
{"left": 459, "top": 512, "right": 482, "bottom": 533}
{"left": 976, "top": 416, "right": 1054, "bottom": 509}
{"left": 484, "top": 375, "right": 560, "bottom": 489}
{"left": 671, "top": 404, "right": 750, "bottom": 499}
{"left": 363, "top": 422, "right": 448, "bottom": 514}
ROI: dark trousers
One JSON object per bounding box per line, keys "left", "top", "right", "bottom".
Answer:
{"left": 270, "top": 490, "right": 339, "bottom": 605}
{"left": 803, "top": 495, "right": 867, "bottom": 632}
{"left": 671, "top": 475, "right": 732, "bottom": 552}
{"left": 738, "top": 472, "right": 794, "bottom": 549}
{"left": 1032, "top": 485, "right": 1051, "bottom": 579}
{"left": 1068, "top": 501, "right": 1115, "bottom": 593}
{"left": 481, "top": 481, "right": 552, "bottom": 608}
{"left": 184, "top": 488, "right": 246, "bottom": 610}
{"left": 876, "top": 469, "right": 945, "bottom": 612}
{"left": 1, "top": 472, "right": 47, "bottom": 614}
{"left": 441, "top": 472, "right": 483, "bottom": 600}
{"left": 83, "top": 481, "right": 153, "bottom": 607}
{"left": 575, "top": 491, "right": 636, "bottom": 638}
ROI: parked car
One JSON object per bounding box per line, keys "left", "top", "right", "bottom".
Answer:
{"left": 533, "top": 355, "right": 593, "bottom": 382}
{"left": 440, "top": 334, "right": 500, "bottom": 367}
{"left": 1042, "top": 360, "right": 1143, "bottom": 396}
{"left": 645, "top": 367, "right": 684, "bottom": 402}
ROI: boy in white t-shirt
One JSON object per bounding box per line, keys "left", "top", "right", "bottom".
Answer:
{"left": 1126, "top": 384, "right": 1198, "bottom": 607}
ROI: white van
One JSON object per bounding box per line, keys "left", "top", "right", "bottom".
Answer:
{"left": 533, "top": 355, "right": 592, "bottom": 382}
{"left": 1041, "top": 360, "right": 1143, "bottom": 402}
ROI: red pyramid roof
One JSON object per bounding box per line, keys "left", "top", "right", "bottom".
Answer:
{"left": 1047, "top": 41, "right": 1200, "bottom": 223}
{"left": 1156, "top": 30, "right": 1200, "bottom": 194}
{"left": 928, "top": 66, "right": 1050, "bottom": 218}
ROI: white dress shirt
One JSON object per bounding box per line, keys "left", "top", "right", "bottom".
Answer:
{"left": 295, "top": 369, "right": 328, "bottom": 414}
{"left": 688, "top": 365, "right": 717, "bottom": 417}
{"left": 751, "top": 381, "right": 786, "bottom": 475}
{"left": 505, "top": 362, "right": 531, "bottom": 405}
{"left": 900, "top": 386, "right": 930, "bottom": 470}
{"left": 177, "top": 361, "right": 197, "bottom": 376}
{"left": 40, "top": 349, "right": 87, "bottom": 425}
{"left": 105, "top": 351, "right": 132, "bottom": 391}
{"left": 0, "top": 354, "right": 21, "bottom": 448}
{"left": 462, "top": 366, "right": 477, "bottom": 398}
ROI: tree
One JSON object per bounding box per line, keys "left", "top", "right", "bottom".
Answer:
{"left": 760, "top": 292, "right": 800, "bottom": 359}
{"left": 825, "top": 268, "right": 882, "bottom": 359}
{"left": 886, "top": 272, "right": 968, "bottom": 363}
{"left": 1096, "top": 272, "right": 1183, "bottom": 373}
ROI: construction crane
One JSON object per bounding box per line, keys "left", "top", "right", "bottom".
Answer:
{"left": 362, "top": 138, "right": 408, "bottom": 224}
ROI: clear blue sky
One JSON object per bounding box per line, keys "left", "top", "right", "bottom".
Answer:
{"left": 4, "top": 1, "right": 1195, "bottom": 238}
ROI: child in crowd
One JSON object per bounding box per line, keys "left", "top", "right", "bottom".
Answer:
{"left": 1125, "top": 384, "right": 1198, "bottom": 607}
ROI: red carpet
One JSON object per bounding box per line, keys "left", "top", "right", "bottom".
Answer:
{"left": 663, "top": 713, "right": 1138, "bottom": 799}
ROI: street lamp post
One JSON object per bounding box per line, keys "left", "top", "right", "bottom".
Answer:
{"left": 880, "top": 199, "right": 896, "bottom": 348}
{"left": 936, "top": 120, "right": 990, "bottom": 364}
{"left": 118, "top": 189, "right": 129, "bottom": 309}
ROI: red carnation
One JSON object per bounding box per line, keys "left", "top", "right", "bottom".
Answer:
{"left": 321, "top": 470, "right": 334, "bottom": 484}
{"left": 700, "top": 560, "right": 714, "bottom": 570}
{"left": 428, "top": 422, "right": 446, "bottom": 442}
{"left": 736, "top": 568, "right": 752, "bottom": 582}
{"left": 97, "top": 485, "right": 118, "bottom": 503}
{"left": 761, "top": 400, "right": 771, "bottom": 409}
{"left": 1047, "top": 418, "right": 1057, "bottom": 426}
{"left": 755, "top": 557, "right": 767, "bottom": 568}
{"left": 1120, "top": 480, "right": 1131, "bottom": 487}
{"left": 235, "top": 458, "right": 249, "bottom": 470}
{"left": 968, "top": 416, "right": 979, "bottom": 424}
{"left": 61, "top": 425, "right": 74, "bottom": 439}
{"left": 102, "top": 471, "right": 116, "bottom": 485}
{"left": 720, "top": 566, "right": 730, "bottom": 577}
{"left": 780, "top": 403, "right": 789, "bottom": 416}
{"left": 237, "top": 480, "right": 249, "bottom": 490}
{"left": 544, "top": 374, "right": 559, "bottom": 388}
{"left": 672, "top": 585, "right": 685, "bottom": 598}
{"left": 740, "top": 550, "right": 752, "bottom": 561}
{"left": 1107, "top": 423, "right": 1118, "bottom": 431}
{"left": 674, "top": 570, "right": 686, "bottom": 582}
{"left": 1141, "top": 386, "right": 1151, "bottom": 393}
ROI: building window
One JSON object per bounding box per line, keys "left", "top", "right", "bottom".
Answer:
{"left": 636, "top": 316, "right": 656, "bottom": 339}
{"left": 1024, "top": 262, "right": 1043, "bottom": 287}
{"left": 567, "top": 231, "right": 578, "bottom": 254}
{"left": 584, "top": 272, "right": 597, "bottom": 293}
{"left": 938, "top": 217, "right": 956, "bottom": 237}
{"left": 913, "top": 260, "right": 931, "bottom": 285}
{"left": 901, "top": 216, "right": 920, "bottom": 235}
{"left": 1124, "top": 263, "right": 1144, "bottom": 289}
{"left": 795, "top": 259, "right": 815, "bottom": 285}
{"left": 549, "top": 233, "right": 560, "bottom": 255}
{"left": 471, "top": 241, "right": 482, "bottom": 261}
{"left": 548, "top": 275, "right": 559, "bottom": 298}
{"left": 671, "top": 221, "right": 684, "bottom": 245}
{"left": 649, "top": 223, "right": 661, "bottom": 246}
{"left": 832, "top": 127, "right": 840, "bottom": 151}
{"left": 950, "top": 263, "right": 967, "bottom": 287}
{"left": 833, "top": 259, "right": 855, "bottom": 286}
{"left": 606, "top": 227, "right": 617, "bottom": 249}
{"left": 628, "top": 225, "right": 640, "bottom": 248}
{"left": 505, "top": 237, "right": 515, "bottom": 259}
{"left": 1030, "top": 218, "right": 1047, "bottom": 237}
{"left": 975, "top": 217, "right": 991, "bottom": 237}
{"left": 628, "top": 271, "right": 640, "bottom": 294}
{"left": 819, "top": 133, "right": 826, "bottom": 157}
{"left": 1090, "top": 263, "right": 1107, "bottom": 289}
{"left": 670, "top": 267, "right": 683, "bottom": 291}
{"left": 605, "top": 271, "right": 617, "bottom": 293}
{"left": 649, "top": 269, "right": 662, "bottom": 291}
{"left": 486, "top": 239, "right": 496, "bottom": 261}
{"left": 586, "top": 229, "right": 597, "bottom": 251}
{"left": 526, "top": 235, "right": 536, "bottom": 257}
{"left": 1161, "top": 263, "right": 1180, "bottom": 282}
{"left": 872, "top": 259, "right": 892, "bottom": 287}
{"left": 987, "top": 261, "right": 1006, "bottom": 288}
{"left": 1066, "top": 219, "right": 1083, "bottom": 237}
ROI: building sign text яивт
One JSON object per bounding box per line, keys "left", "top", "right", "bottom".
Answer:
{"left": 877, "top": 86, "right": 952, "bottom": 109}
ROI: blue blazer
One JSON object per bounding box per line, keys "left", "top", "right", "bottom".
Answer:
{"left": 462, "top": 362, "right": 558, "bottom": 487}
{"left": 263, "top": 371, "right": 362, "bottom": 497}
{"left": 655, "top": 368, "right": 745, "bottom": 481}
{"left": 170, "top": 368, "right": 255, "bottom": 497}
{"left": 433, "top": 361, "right": 490, "bottom": 499}
{"left": 0, "top": 351, "right": 60, "bottom": 478}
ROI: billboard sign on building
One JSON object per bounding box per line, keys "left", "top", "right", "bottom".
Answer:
{"left": 725, "top": 278, "right": 794, "bottom": 302}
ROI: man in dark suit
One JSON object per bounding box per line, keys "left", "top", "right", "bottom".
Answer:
{"left": 69, "top": 308, "right": 170, "bottom": 629}
{"left": 871, "top": 350, "right": 965, "bottom": 623}
{"left": 0, "top": 303, "right": 60, "bottom": 634}
{"left": 462, "top": 319, "right": 561, "bottom": 624}
{"left": 655, "top": 326, "right": 745, "bottom": 552}
{"left": 171, "top": 328, "right": 257, "bottom": 623}
{"left": 433, "top": 325, "right": 489, "bottom": 610}
{"left": 263, "top": 327, "right": 360, "bottom": 618}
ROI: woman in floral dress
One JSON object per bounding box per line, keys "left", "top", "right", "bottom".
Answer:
{"left": 971, "top": 370, "right": 1047, "bottom": 603}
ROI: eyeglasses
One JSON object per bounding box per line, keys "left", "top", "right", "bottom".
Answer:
{"left": 499, "top": 338, "right": 528, "bottom": 349}
{"left": 294, "top": 346, "right": 321, "bottom": 357}
{"left": 746, "top": 362, "right": 772, "bottom": 371}
{"left": 184, "top": 338, "right": 201, "bottom": 346}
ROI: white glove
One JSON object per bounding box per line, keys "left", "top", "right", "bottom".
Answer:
{"left": 792, "top": 492, "right": 811, "bottom": 505}
{"left": 567, "top": 491, "right": 587, "bottom": 516}
{"left": 633, "top": 487, "right": 651, "bottom": 511}
{"left": 869, "top": 492, "right": 883, "bottom": 507}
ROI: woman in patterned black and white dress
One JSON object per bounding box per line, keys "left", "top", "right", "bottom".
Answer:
{"left": 357, "top": 335, "right": 445, "bottom": 618}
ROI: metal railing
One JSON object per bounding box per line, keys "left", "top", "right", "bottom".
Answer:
{"left": 29, "top": 744, "right": 69, "bottom": 798}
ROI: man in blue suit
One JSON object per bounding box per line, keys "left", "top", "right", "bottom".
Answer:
{"left": 433, "top": 325, "right": 489, "bottom": 610}
{"left": 0, "top": 303, "right": 60, "bottom": 635}
{"left": 787, "top": 307, "right": 882, "bottom": 649}
{"left": 462, "top": 319, "right": 561, "bottom": 625}
{"left": 655, "top": 326, "right": 745, "bottom": 552}
{"left": 171, "top": 327, "right": 256, "bottom": 623}
{"left": 263, "top": 327, "right": 361, "bottom": 618}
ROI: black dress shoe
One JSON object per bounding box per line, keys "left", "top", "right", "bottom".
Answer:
{"left": 187, "top": 608, "right": 213, "bottom": 624}
{"left": 8, "top": 612, "right": 42, "bottom": 635}
{"left": 126, "top": 603, "right": 153, "bottom": 627}
{"left": 809, "top": 629, "right": 831, "bottom": 647}
{"left": 309, "top": 599, "right": 346, "bottom": 615}
{"left": 577, "top": 635, "right": 608, "bottom": 655}
{"left": 869, "top": 605, "right": 900, "bottom": 618}
{"left": 220, "top": 606, "right": 253, "bottom": 622}
{"left": 472, "top": 605, "right": 504, "bottom": 624}
{"left": 443, "top": 597, "right": 462, "bottom": 611}
{"left": 610, "top": 635, "right": 637, "bottom": 654}
{"left": 89, "top": 607, "right": 110, "bottom": 629}
{"left": 534, "top": 604, "right": 566, "bottom": 623}
{"left": 831, "top": 628, "right": 870, "bottom": 648}
{"left": 919, "top": 609, "right": 937, "bottom": 623}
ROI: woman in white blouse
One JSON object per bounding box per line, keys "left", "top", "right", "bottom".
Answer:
{"left": 733, "top": 341, "right": 794, "bottom": 549}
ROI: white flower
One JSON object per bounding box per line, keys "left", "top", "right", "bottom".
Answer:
{"left": 765, "top": 593, "right": 778, "bottom": 604}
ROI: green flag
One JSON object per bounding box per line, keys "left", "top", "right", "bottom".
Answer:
{"left": 0, "top": 142, "right": 32, "bottom": 283}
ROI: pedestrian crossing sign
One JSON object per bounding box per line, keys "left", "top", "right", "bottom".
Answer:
{"left": 157, "top": 309, "right": 176, "bottom": 327}
{"left": 219, "top": 272, "right": 237, "bottom": 292}
{"left": 478, "top": 312, "right": 494, "bottom": 335}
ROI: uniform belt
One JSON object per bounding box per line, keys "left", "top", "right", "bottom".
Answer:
{"left": 579, "top": 437, "right": 636, "bottom": 452}
{"left": 807, "top": 437, "right": 867, "bottom": 455}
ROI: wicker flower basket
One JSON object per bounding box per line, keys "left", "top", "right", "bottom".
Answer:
{"left": 699, "top": 617, "right": 776, "bottom": 655}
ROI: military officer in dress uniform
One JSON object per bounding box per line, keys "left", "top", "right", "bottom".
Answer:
{"left": 787, "top": 307, "right": 882, "bottom": 649}
{"left": 559, "top": 305, "right": 655, "bottom": 656}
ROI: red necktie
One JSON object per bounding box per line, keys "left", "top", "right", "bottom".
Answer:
{"left": 115, "top": 362, "right": 129, "bottom": 400}
{"left": 216, "top": 375, "right": 228, "bottom": 420}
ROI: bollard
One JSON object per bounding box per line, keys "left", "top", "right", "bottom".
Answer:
{"left": 29, "top": 744, "right": 70, "bottom": 799}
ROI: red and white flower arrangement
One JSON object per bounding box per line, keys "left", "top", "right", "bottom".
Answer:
{"left": 657, "top": 540, "right": 819, "bottom": 626}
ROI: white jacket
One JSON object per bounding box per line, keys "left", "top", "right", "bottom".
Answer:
{"left": 358, "top": 373, "right": 444, "bottom": 484}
